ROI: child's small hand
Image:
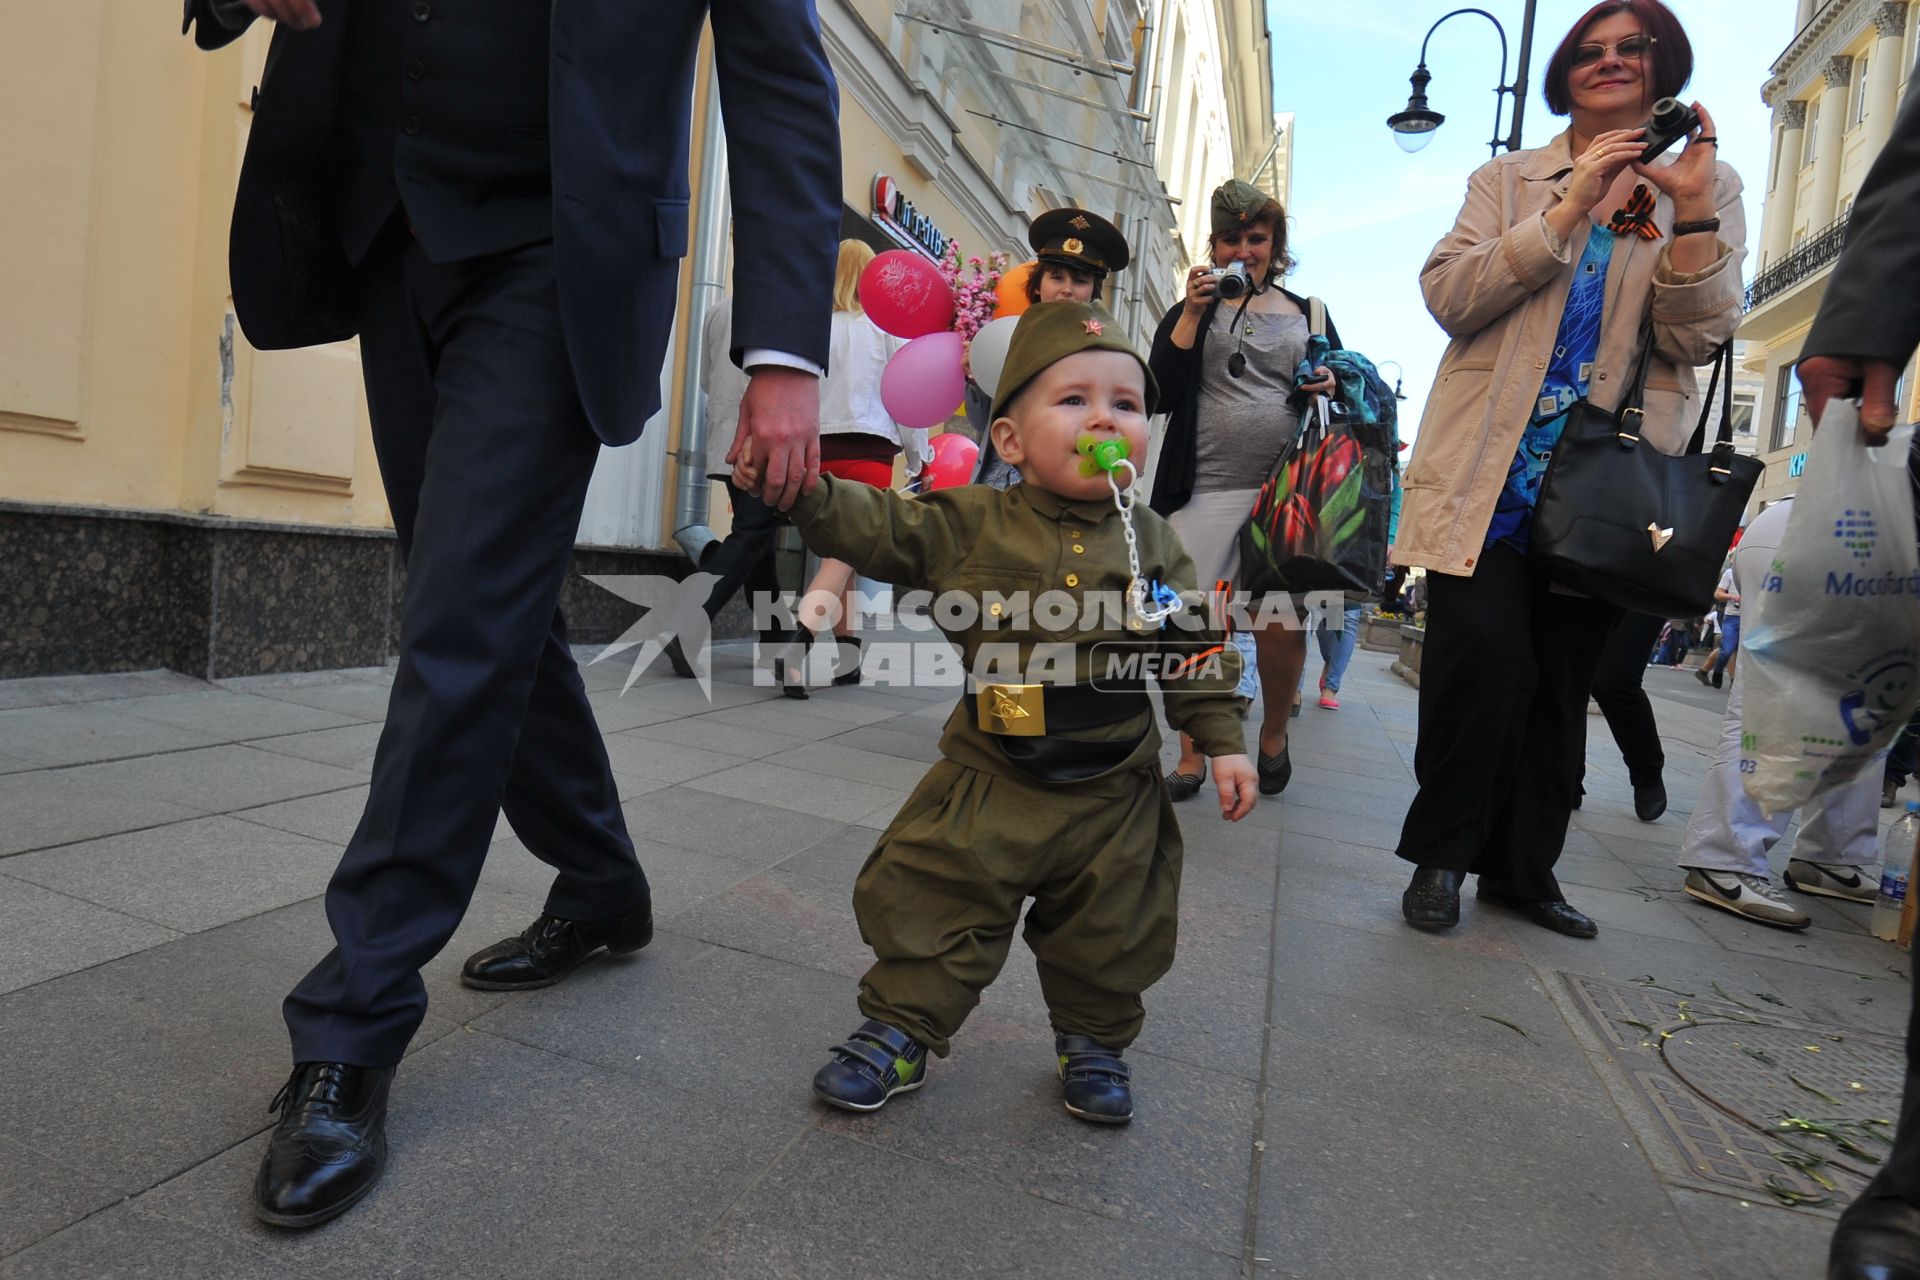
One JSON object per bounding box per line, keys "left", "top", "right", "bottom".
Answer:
{"left": 1210, "top": 754, "right": 1258, "bottom": 821}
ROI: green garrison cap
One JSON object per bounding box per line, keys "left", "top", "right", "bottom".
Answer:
{"left": 991, "top": 302, "right": 1159, "bottom": 420}
{"left": 1210, "top": 180, "right": 1272, "bottom": 234}
{"left": 1028, "top": 208, "right": 1131, "bottom": 277}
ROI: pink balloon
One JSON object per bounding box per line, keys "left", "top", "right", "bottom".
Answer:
{"left": 923, "top": 433, "right": 979, "bottom": 491}
{"left": 881, "top": 332, "right": 966, "bottom": 429}
{"left": 859, "top": 250, "right": 955, "bottom": 339}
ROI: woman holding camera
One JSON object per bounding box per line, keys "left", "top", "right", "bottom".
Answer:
{"left": 1149, "top": 180, "right": 1339, "bottom": 798}
{"left": 1392, "top": 0, "right": 1744, "bottom": 937}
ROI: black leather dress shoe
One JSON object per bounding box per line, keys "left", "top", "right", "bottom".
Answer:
{"left": 460, "top": 902, "right": 654, "bottom": 991}
{"left": 1477, "top": 886, "right": 1599, "bottom": 938}
{"left": 1633, "top": 778, "right": 1668, "bottom": 822}
{"left": 1830, "top": 1195, "right": 1920, "bottom": 1279}
{"left": 255, "top": 1062, "right": 394, "bottom": 1229}
{"left": 1402, "top": 868, "right": 1462, "bottom": 929}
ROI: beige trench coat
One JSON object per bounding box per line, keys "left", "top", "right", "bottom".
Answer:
{"left": 1391, "top": 130, "right": 1747, "bottom": 576}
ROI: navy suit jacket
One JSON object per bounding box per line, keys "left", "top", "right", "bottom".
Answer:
{"left": 183, "top": 0, "right": 841, "bottom": 446}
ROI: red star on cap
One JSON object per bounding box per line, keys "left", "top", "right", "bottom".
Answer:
{"left": 1083, "top": 318, "right": 1104, "bottom": 335}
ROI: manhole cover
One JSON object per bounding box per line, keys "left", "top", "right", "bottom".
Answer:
{"left": 1563, "top": 974, "right": 1904, "bottom": 1211}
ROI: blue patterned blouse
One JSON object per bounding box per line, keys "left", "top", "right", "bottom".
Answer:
{"left": 1484, "top": 227, "right": 1617, "bottom": 552}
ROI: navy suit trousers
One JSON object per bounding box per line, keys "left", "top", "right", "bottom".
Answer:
{"left": 283, "top": 221, "right": 650, "bottom": 1067}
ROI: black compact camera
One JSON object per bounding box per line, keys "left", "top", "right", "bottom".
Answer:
{"left": 1212, "top": 261, "right": 1250, "bottom": 300}
{"left": 1639, "top": 97, "right": 1701, "bottom": 163}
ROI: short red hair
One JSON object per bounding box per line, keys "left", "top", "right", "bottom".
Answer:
{"left": 1542, "top": 0, "right": 1693, "bottom": 116}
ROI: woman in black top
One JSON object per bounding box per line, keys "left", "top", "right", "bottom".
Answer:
{"left": 1149, "top": 180, "right": 1337, "bottom": 799}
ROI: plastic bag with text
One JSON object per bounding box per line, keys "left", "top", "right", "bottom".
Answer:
{"left": 1740, "top": 406, "right": 1920, "bottom": 813}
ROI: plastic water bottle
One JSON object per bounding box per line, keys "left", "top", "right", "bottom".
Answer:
{"left": 1873, "top": 803, "right": 1920, "bottom": 941}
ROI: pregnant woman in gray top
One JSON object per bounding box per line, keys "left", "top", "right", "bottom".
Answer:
{"left": 1148, "top": 180, "right": 1339, "bottom": 799}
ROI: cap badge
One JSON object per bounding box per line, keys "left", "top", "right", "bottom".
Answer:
{"left": 1062, "top": 237, "right": 1084, "bottom": 255}
{"left": 1069, "top": 215, "right": 1091, "bottom": 229}
{"left": 1083, "top": 318, "right": 1104, "bottom": 335}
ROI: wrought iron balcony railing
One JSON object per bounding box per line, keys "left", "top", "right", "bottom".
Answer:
{"left": 1745, "top": 210, "right": 1851, "bottom": 310}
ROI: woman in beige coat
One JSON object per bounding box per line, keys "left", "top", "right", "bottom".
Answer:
{"left": 1392, "top": 0, "right": 1744, "bottom": 937}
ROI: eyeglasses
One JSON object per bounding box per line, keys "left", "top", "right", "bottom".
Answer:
{"left": 1571, "top": 34, "right": 1656, "bottom": 67}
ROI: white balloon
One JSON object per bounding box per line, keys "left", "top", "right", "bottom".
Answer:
{"left": 966, "top": 315, "right": 1022, "bottom": 398}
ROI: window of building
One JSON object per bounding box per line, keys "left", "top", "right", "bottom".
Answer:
{"left": 1772, "top": 364, "right": 1806, "bottom": 451}
{"left": 1852, "top": 55, "right": 1871, "bottom": 129}
{"left": 1802, "top": 100, "right": 1820, "bottom": 166}
{"left": 1731, "top": 392, "right": 1757, "bottom": 435}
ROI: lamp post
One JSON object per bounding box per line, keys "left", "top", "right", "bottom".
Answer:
{"left": 1387, "top": 3, "right": 1538, "bottom": 157}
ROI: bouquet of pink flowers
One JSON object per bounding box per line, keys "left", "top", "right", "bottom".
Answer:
{"left": 940, "top": 241, "right": 1010, "bottom": 376}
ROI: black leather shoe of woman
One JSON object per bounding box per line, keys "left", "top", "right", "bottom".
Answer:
{"left": 1256, "top": 744, "right": 1292, "bottom": 795}
{"left": 460, "top": 901, "right": 654, "bottom": 990}
{"left": 255, "top": 1062, "right": 395, "bottom": 1228}
{"left": 1401, "top": 867, "right": 1462, "bottom": 929}
{"left": 1477, "top": 885, "right": 1598, "bottom": 938}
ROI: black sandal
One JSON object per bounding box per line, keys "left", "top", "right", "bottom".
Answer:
{"left": 1257, "top": 743, "right": 1292, "bottom": 796}
{"left": 830, "top": 635, "right": 866, "bottom": 687}
{"left": 773, "top": 627, "right": 813, "bottom": 700}
{"left": 1165, "top": 761, "right": 1207, "bottom": 802}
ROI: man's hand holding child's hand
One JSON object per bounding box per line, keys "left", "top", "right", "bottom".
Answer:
{"left": 1211, "top": 755, "right": 1258, "bottom": 821}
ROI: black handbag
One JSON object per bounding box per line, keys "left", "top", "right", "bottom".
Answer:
{"left": 1530, "top": 337, "right": 1762, "bottom": 617}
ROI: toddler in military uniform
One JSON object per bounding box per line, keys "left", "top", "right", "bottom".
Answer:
{"left": 741, "top": 302, "right": 1257, "bottom": 1124}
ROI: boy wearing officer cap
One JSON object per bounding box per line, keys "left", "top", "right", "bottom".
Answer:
{"left": 745, "top": 301, "right": 1258, "bottom": 1125}
{"left": 975, "top": 209, "right": 1133, "bottom": 489}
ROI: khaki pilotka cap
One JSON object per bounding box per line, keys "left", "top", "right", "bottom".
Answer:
{"left": 989, "top": 301, "right": 1160, "bottom": 420}
{"left": 1211, "top": 179, "right": 1272, "bottom": 234}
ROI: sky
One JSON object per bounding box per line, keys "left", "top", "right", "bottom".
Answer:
{"left": 1267, "top": 0, "right": 1795, "bottom": 444}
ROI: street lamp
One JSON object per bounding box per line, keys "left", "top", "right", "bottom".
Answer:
{"left": 1387, "top": 3, "right": 1538, "bottom": 157}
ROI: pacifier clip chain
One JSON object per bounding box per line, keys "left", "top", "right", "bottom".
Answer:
{"left": 1077, "top": 435, "right": 1181, "bottom": 630}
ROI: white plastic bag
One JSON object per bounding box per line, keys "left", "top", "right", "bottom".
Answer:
{"left": 1741, "top": 404, "right": 1920, "bottom": 813}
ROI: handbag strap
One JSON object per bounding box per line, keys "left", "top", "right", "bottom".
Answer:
{"left": 1684, "top": 340, "right": 1736, "bottom": 456}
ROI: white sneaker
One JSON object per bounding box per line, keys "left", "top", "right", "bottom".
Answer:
{"left": 1683, "top": 868, "right": 1812, "bottom": 930}
{"left": 1784, "top": 859, "right": 1876, "bottom": 904}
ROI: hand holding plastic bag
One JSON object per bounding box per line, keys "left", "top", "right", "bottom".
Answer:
{"left": 1740, "top": 404, "right": 1920, "bottom": 812}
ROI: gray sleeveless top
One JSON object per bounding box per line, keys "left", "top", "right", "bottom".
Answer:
{"left": 1193, "top": 310, "right": 1308, "bottom": 494}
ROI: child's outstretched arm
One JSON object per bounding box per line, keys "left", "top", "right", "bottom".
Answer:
{"left": 783, "top": 474, "right": 978, "bottom": 590}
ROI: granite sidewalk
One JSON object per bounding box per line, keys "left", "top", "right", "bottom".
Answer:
{"left": 0, "top": 639, "right": 1912, "bottom": 1279}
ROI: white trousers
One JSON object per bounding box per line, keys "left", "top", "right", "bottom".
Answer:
{"left": 1676, "top": 665, "right": 1883, "bottom": 875}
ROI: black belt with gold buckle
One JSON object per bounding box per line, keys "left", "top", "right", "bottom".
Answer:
{"left": 970, "top": 681, "right": 1149, "bottom": 737}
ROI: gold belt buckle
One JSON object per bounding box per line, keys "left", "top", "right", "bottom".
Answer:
{"left": 976, "top": 682, "right": 1046, "bottom": 736}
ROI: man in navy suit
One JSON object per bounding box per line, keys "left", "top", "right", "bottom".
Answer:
{"left": 184, "top": 0, "right": 839, "bottom": 1227}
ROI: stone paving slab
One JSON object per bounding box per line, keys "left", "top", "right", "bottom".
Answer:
{"left": 131, "top": 1032, "right": 808, "bottom": 1280}
{"left": 0, "top": 765, "right": 208, "bottom": 859}
{"left": 228, "top": 784, "right": 370, "bottom": 847}
{"left": 90, "top": 689, "right": 362, "bottom": 743}
{"left": 676, "top": 1129, "right": 1244, "bottom": 1280}
{"left": 248, "top": 723, "right": 384, "bottom": 772}
{"left": 47, "top": 745, "right": 367, "bottom": 818}
{"left": 0, "top": 702, "right": 224, "bottom": 768}
{"left": 0, "top": 874, "right": 182, "bottom": 995}
{"left": 0, "top": 1135, "right": 121, "bottom": 1260}
{"left": 0, "top": 669, "right": 208, "bottom": 712}
{"left": 2, "top": 816, "right": 341, "bottom": 935}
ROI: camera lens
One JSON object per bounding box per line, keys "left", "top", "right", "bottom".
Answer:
{"left": 1216, "top": 272, "right": 1246, "bottom": 300}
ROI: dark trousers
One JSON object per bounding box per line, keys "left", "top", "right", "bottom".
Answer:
{"left": 282, "top": 224, "right": 650, "bottom": 1068}
{"left": 699, "top": 480, "right": 784, "bottom": 628}
{"left": 1590, "top": 611, "right": 1667, "bottom": 787}
{"left": 1395, "top": 542, "right": 1617, "bottom": 900}
{"left": 1887, "top": 714, "right": 1920, "bottom": 788}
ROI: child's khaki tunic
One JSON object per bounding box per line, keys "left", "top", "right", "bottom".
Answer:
{"left": 789, "top": 475, "right": 1245, "bottom": 1054}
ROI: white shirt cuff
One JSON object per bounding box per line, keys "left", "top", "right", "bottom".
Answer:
{"left": 742, "top": 349, "right": 824, "bottom": 379}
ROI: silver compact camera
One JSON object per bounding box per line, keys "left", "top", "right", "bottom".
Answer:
{"left": 1211, "top": 261, "right": 1249, "bottom": 300}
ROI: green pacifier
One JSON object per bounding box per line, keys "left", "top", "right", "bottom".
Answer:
{"left": 1077, "top": 434, "right": 1131, "bottom": 477}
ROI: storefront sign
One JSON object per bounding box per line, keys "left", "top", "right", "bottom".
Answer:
{"left": 872, "top": 174, "right": 950, "bottom": 261}
{"left": 1788, "top": 450, "right": 1808, "bottom": 478}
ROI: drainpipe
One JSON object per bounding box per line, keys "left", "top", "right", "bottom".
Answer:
{"left": 1125, "top": 0, "right": 1162, "bottom": 341}
{"left": 671, "top": 67, "right": 733, "bottom": 565}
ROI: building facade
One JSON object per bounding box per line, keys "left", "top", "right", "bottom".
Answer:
{"left": 1738, "top": 0, "right": 1919, "bottom": 510}
{"left": 0, "top": 2, "right": 1278, "bottom": 679}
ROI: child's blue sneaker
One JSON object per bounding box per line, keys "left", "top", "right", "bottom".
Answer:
{"left": 812, "top": 1020, "right": 927, "bottom": 1113}
{"left": 1056, "top": 1034, "right": 1133, "bottom": 1124}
